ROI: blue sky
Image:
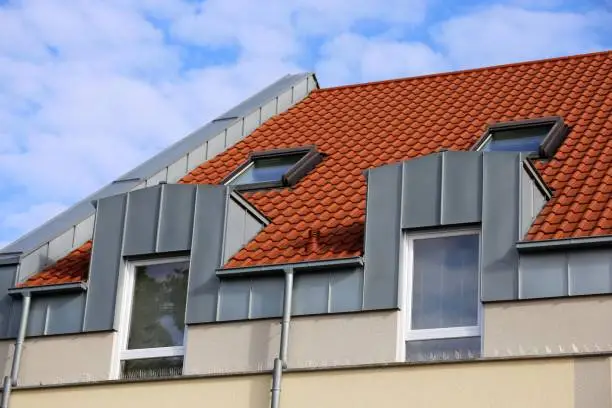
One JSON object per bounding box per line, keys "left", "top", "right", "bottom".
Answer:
{"left": 0, "top": 0, "right": 611, "bottom": 249}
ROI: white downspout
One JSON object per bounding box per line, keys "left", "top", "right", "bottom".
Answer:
{"left": 1, "top": 292, "right": 31, "bottom": 408}
{"left": 270, "top": 268, "right": 294, "bottom": 408}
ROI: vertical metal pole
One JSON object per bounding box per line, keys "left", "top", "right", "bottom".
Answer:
{"left": 11, "top": 293, "right": 31, "bottom": 386}
{"left": 0, "top": 376, "right": 11, "bottom": 408}
{"left": 270, "top": 268, "right": 293, "bottom": 408}
{"left": 1, "top": 292, "right": 31, "bottom": 408}
{"left": 279, "top": 269, "right": 293, "bottom": 365}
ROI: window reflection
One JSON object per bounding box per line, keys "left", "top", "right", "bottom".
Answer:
{"left": 127, "top": 262, "right": 189, "bottom": 350}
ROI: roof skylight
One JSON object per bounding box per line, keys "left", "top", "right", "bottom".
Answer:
{"left": 474, "top": 117, "right": 569, "bottom": 158}
{"left": 223, "top": 146, "right": 324, "bottom": 191}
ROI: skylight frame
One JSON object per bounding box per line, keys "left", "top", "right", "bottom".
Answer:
{"left": 222, "top": 145, "right": 324, "bottom": 191}
{"left": 472, "top": 116, "right": 569, "bottom": 158}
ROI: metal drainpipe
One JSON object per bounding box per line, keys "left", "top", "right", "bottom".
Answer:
{"left": 270, "top": 268, "right": 294, "bottom": 408}
{"left": 1, "top": 292, "right": 32, "bottom": 408}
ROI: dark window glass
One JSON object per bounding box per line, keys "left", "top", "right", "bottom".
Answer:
{"left": 127, "top": 261, "right": 189, "bottom": 350}
{"left": 121, "top": 357, "right": 183, "bottom": 380}
{"left": 483, "top": 124, "right": 552, "bottom": 153}
{"left": 229, "top": 154, "right": 303, "bottom": 185}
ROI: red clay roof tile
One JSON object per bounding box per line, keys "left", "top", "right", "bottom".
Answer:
{"left": 19, "top": 241, "right": 92, "bottom": 287}
{"left": 20, "top": 50, "right": 612, "bottom": 284}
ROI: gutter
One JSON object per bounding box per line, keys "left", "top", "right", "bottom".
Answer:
{"left": 270, "top": 268, "right": 294, "bottom": 408}
{"left": 516, "top": 235, "right": 612, "bottom": 253}
{"left": 217, "top": 256, "right": 363, "bottom": 278}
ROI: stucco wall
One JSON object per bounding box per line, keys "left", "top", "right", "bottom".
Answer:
{"left": 184, "top": 310, "right": 401, "bottom": 375}
{"left": 484, "top": 296, "right": 612, "bottom": 357}
{"left": 13, "top": 356, "right": 608, "bottom": 408}
{"left": 1, "top": 332, "right": 116, "bottom": 386}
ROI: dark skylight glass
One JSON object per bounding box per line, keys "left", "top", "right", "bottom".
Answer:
{"left": 482, "top": 124, "right": 553, "bottom": 153}
{"left": 229, "top": 154, "right": 304, "bottom": 185}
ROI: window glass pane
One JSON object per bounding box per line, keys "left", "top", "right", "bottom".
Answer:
{"left": 483, "top": 124, "right": 552, "bottom": 153}
{"left": 411, "top": 234, "right": 479, "bottom": 330}
{"left": 121, "top": 357, "right": 183, "bottom": 380}
{"left": 229, "top": 154, "right": 303, "bottom": 185}
{"left": 128, "top": 261, "right": 189, "bottom": 349}
{"left": 405, "top": 337, "right": 480, "bottom": 362}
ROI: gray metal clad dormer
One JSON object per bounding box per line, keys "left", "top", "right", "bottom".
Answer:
{"left": 83, "top": 184, "right": 268, "bottom": 332}
{"left": 363, "top": 151, "right": 548, "bottom": 306}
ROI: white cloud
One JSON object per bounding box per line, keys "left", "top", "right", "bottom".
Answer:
{"left": 433, "top": 5, "right": 611, "bottom": 68}
{"left": 316, "top": 33, "right": 449, "bottom": 85}
{"left": 171, "top": 0, "right": 428, "bottom": 48}
{"left": 1, "top": 202, "right": 67, "bottom": 235}
{"left": 0, "top": 0, "right": 304, "bottom": 246}
{"left": 0, "top": 0, "right": 430, "bottom": 246}
{"left": 0, "top": 0, "right": 609, "bottom": 249}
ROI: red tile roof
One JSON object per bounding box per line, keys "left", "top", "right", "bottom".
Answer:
{"left": 19, "top": 241, "right": 92, "bottom": 287}
{"left": 21, "top": 51, "right": 612, "bottom": 285}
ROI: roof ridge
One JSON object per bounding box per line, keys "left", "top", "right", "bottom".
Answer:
{"left": 316, "top": 49, "right": 612, "bottom": 92}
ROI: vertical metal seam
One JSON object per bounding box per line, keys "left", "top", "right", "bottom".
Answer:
{"left": 565, "top": 251, "right": 571, "bottom": 296}
{"left": 395, "top": 163, "right": 404, "bottom": 308}
{"left": 608, "top": 252, "right": 612, "bottom": 292}
{"left": 112, "top": 194, "right": 130, "bottom": 331}
{"left": 214, "top": 187, "right": 230, "bottom": 322}
{"left": 120, "top": 194, "right": 131, "bottom": 255}
{"left": 514, "top": 155, "right": 522, "bottom": 299}
{"left": 182, "top": 151, "right": 188, "bottom": 176}
{"left": 247, "top": 278, "right": 253, "bottom": 320}
{"left": 477, "top": 151, "right": 484, "bottom": 219}
{"left": 361, "top": 170, "right": 370, "bottom": 310}
{"left": 70, "top": 224, "right": 77, "bottom": 249}
{"left": 154, "top": 184, "right": 164, "bottom": 253}
{"left": 517, "top": 155, "right": 525, "bottom": 239}
{"left": 81, "top": 197, "right": 102, "bottom": 331}
{"left": 43, "top": 303, "right": 50, "bottom": 335}
{"left": 188, "top": 185, "right": 197, "bottom": 249}
{"left": 219, "top": 187, "right": 230, "bottom": 269}
{"left": 242, "top": 207, "right": 248, "bottom": 247}
{"left": 204, "top": 140, "right": 210, "bottom": 160}
{"left": 439, "top": 152, "right": 445, "bottom": 225}
{"left": 258, "top": 106, "right": 262, "bottom": 128}
{"left": 326, "top": 271, "right": 332, "bottom": 313}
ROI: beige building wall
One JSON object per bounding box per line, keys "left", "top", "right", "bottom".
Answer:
{"left": 0, "top": 332, "right": 116, "bottom": 386}
{"left": 484, "top": 296, "right": 612, "bottom": 357}
{"left": 184, "top": 310, "right": 401, "bottom": 375}
{"left": 0, "top": 340, "right": 12, "bottom": 378}
{"left": 12, "top": 355, "right": 611, "bottom": 408}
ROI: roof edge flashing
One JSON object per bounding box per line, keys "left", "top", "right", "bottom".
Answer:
{"left": 229, "top": 192, "right": 271, "bottom": 226}
{"left": 216, "top": 257, "right": 363, "bottom": 278}
{"left": 8, "top": 282, "right": 88, "bottom": 297}
{"left": 522, "top": 158, "right": 553, "bottom": 199}
{"left": 0, "top": 252, "right": 22, "bottom": 266}
{"left": 516, "top": 235, "right": 612, "bottom": 253}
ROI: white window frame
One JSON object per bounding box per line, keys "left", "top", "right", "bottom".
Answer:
{"left": 403, "top": 228, "right": 481, "bottom": 343}
{"left": 224, "top": 162, "right": 255, "bottom": 185}
{"left": 113, "top": 256, "right": 190, "bottom": 379}
{"left": 475, "top": 127, "right": 548, "bottom": 153}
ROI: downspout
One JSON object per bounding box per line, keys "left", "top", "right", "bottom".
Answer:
{"left": 270, "top": 268, "right": 294, "bottom": 408}
{"left": 1, "top": 292, "right": 31, "bottom": 408}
